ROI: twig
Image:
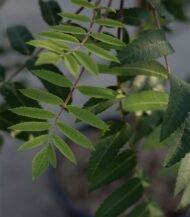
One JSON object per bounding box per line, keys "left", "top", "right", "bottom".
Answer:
{"left": 116, "top": 0, "right": 126, "bottom": 122}
{"left": 152, "top": 7, "right": 171, "bottom": 74}
{"left": 54, "top": 0, "right": 114, "bottom": 124}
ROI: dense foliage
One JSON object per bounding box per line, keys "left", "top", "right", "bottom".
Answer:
{"left": 1, "top": 0, "right": 190, "bottom": 216}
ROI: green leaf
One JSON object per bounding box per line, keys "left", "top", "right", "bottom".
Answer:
{"left": 9, "top": 122, "right": 51, "bottom": 132}
{"left": 18, "top": 134, "right": 49, "bottom": 150}
{"left": 175, "top": 153, "right": 190, "bottom": 196}
{"left": 10, "top": 107, "right": 56, "bottom": 120}
{"left": 99, "top": 61, "right": 168, "bottom": 80}
{"left": 7, "top": 25, "right": 35, "bottom": 55}
{"left": 63, "top": 54, "right": 80, "bottom": 76}
{"left": 95, "top": 18, "right": 125, "bottom": 28}
{"left": 85, "top": 43, "right": 119, "bottom": 63}
{"left": 122, "top": 91, "right": 169, "bottom": 112}
{"left": 161, "top": 75, "right": 190, "bottom": 141}
{"left": 28, "top": 40, "right": 69, "bottom": 53}
{"left": 127, "top": 203, "right": 150, "bottom": 217}
{"left": 47, "top": 144, "right": 57, "bottom": 168}
{"left": 164, "top": 115, "right": 190, "bottom": 167}
{"left": 33, "top": 69, "right": 72, "bottom": 87}
{"left": 67, "top": 105, "right": 108, "bottom": 130}
{"left": 78, "top": 86, "right": 117, "bottom": 99}
{"left": 52, "top": 135, "right": 76, "bottom": 164}
{"left": 95, "top": 178, "right": 144, "bottom": 217}
{"left": 57, "top": 122, "right": 94, "bottom": 150}
{"left": 39, "top": 0, "right": 62, "bottom": 26}
{"left": 128, "top": 202, "right": 164, "bottom": 217}
{"left": 58, "top": 12, "right": 91, "bottom": 22}
{"left": 91, "top": 32, "right": 125, "bottom": 47}
{"left": 88, "top": 127, "right": 133, "bottom": 191}
{"left": 32, "top": 146, "right": 49, "bottom": 179}
{"left": 83, "top": 98, "right": 115, "bottom": 115}
{"left": 175, "top": 153, "right": 190, "bottom": 208}
{"left": 39, "top": 31, "right": 79, "bottom": 44}
{"left": 123, "top": 8, "right": 150, "bottom": 26}
{"left": 20, "top": 88, "right": 63, "bottom": 105}
{"left": 118, "top": 30, "right": 174, "bottom": 65}
{"left": 73, "top": 51, "right": 99, "bottom": 75}
{"left": 52, "top": 24, "right": 86, "bottom": 35}
{"left": 71, "top": 0, "right": 95, "bottom": 8}
{"left": 36, "top": 52, "right": 61, "bottom": 65}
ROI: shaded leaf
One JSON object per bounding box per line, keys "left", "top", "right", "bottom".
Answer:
{"left": 161, "top": 75, "right": 190, "bottom": 141}
{"left": 39, "top": 0, "right": 62, "bottom": 26}
{"left": 7, "top": 25, "right": 35, "bottom": 55}
{"left": 88, "top": 127, "right": 133, "bottom": 191}
{"left": 118, "top": 30, "right": 174, "bottom": 65}
{"left": 95, "top": 178, "right": 144, "bottom": 217}
{"left": 99, "top": 61, "right": 168, "bottom": 80}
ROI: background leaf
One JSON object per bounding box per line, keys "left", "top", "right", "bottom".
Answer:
{"left": 7, "top": 26, "right": 35, "bottom": 55}
{"left": 39, "top": 0, "right": 62, "bottom": 26}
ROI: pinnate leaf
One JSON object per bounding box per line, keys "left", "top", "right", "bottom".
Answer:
{"left": 73, "top": 51, "right": 99, "bottom": 75}
{"left": 9, "top": 122, "right": 51, "bottom": 132}
{"left": 95, "top": 18, "right": 125, "bottom": 28}
{"left": 91, "top": 32, "right": 125, "bottom": 47}
{"left": 58, "top": 12, "right": 91, "bottom": 22}
{"left": 57, "top": 122, "right": 94, "bottom": 150}
{"left": 20, "top": 88, "right": 63, "bottom": 105}
{"left": 52, "top": 24, "right": 86, "bottom": 35}
{"left": 10, "top": 107, "right": 56, "bottom": 120}
{"left": 67, "top": 105, "right": 108, "bottom": 130}
{"left": 85, "top": 43, "right": 119, "bottom": 63}
{"left": 78, "top": 86, "right": 117, "bottom": 99}
{"left": 32, "top": 146, "right": 49, "bottom": 179}
{"left": 52, "top": 135, "right": 76, "bottom": 164}
{"left": 18, "top": 134, "right": 49, "bottom": 150}
{"left": 33, "top": 69, "right": 72, "bottom": 87}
